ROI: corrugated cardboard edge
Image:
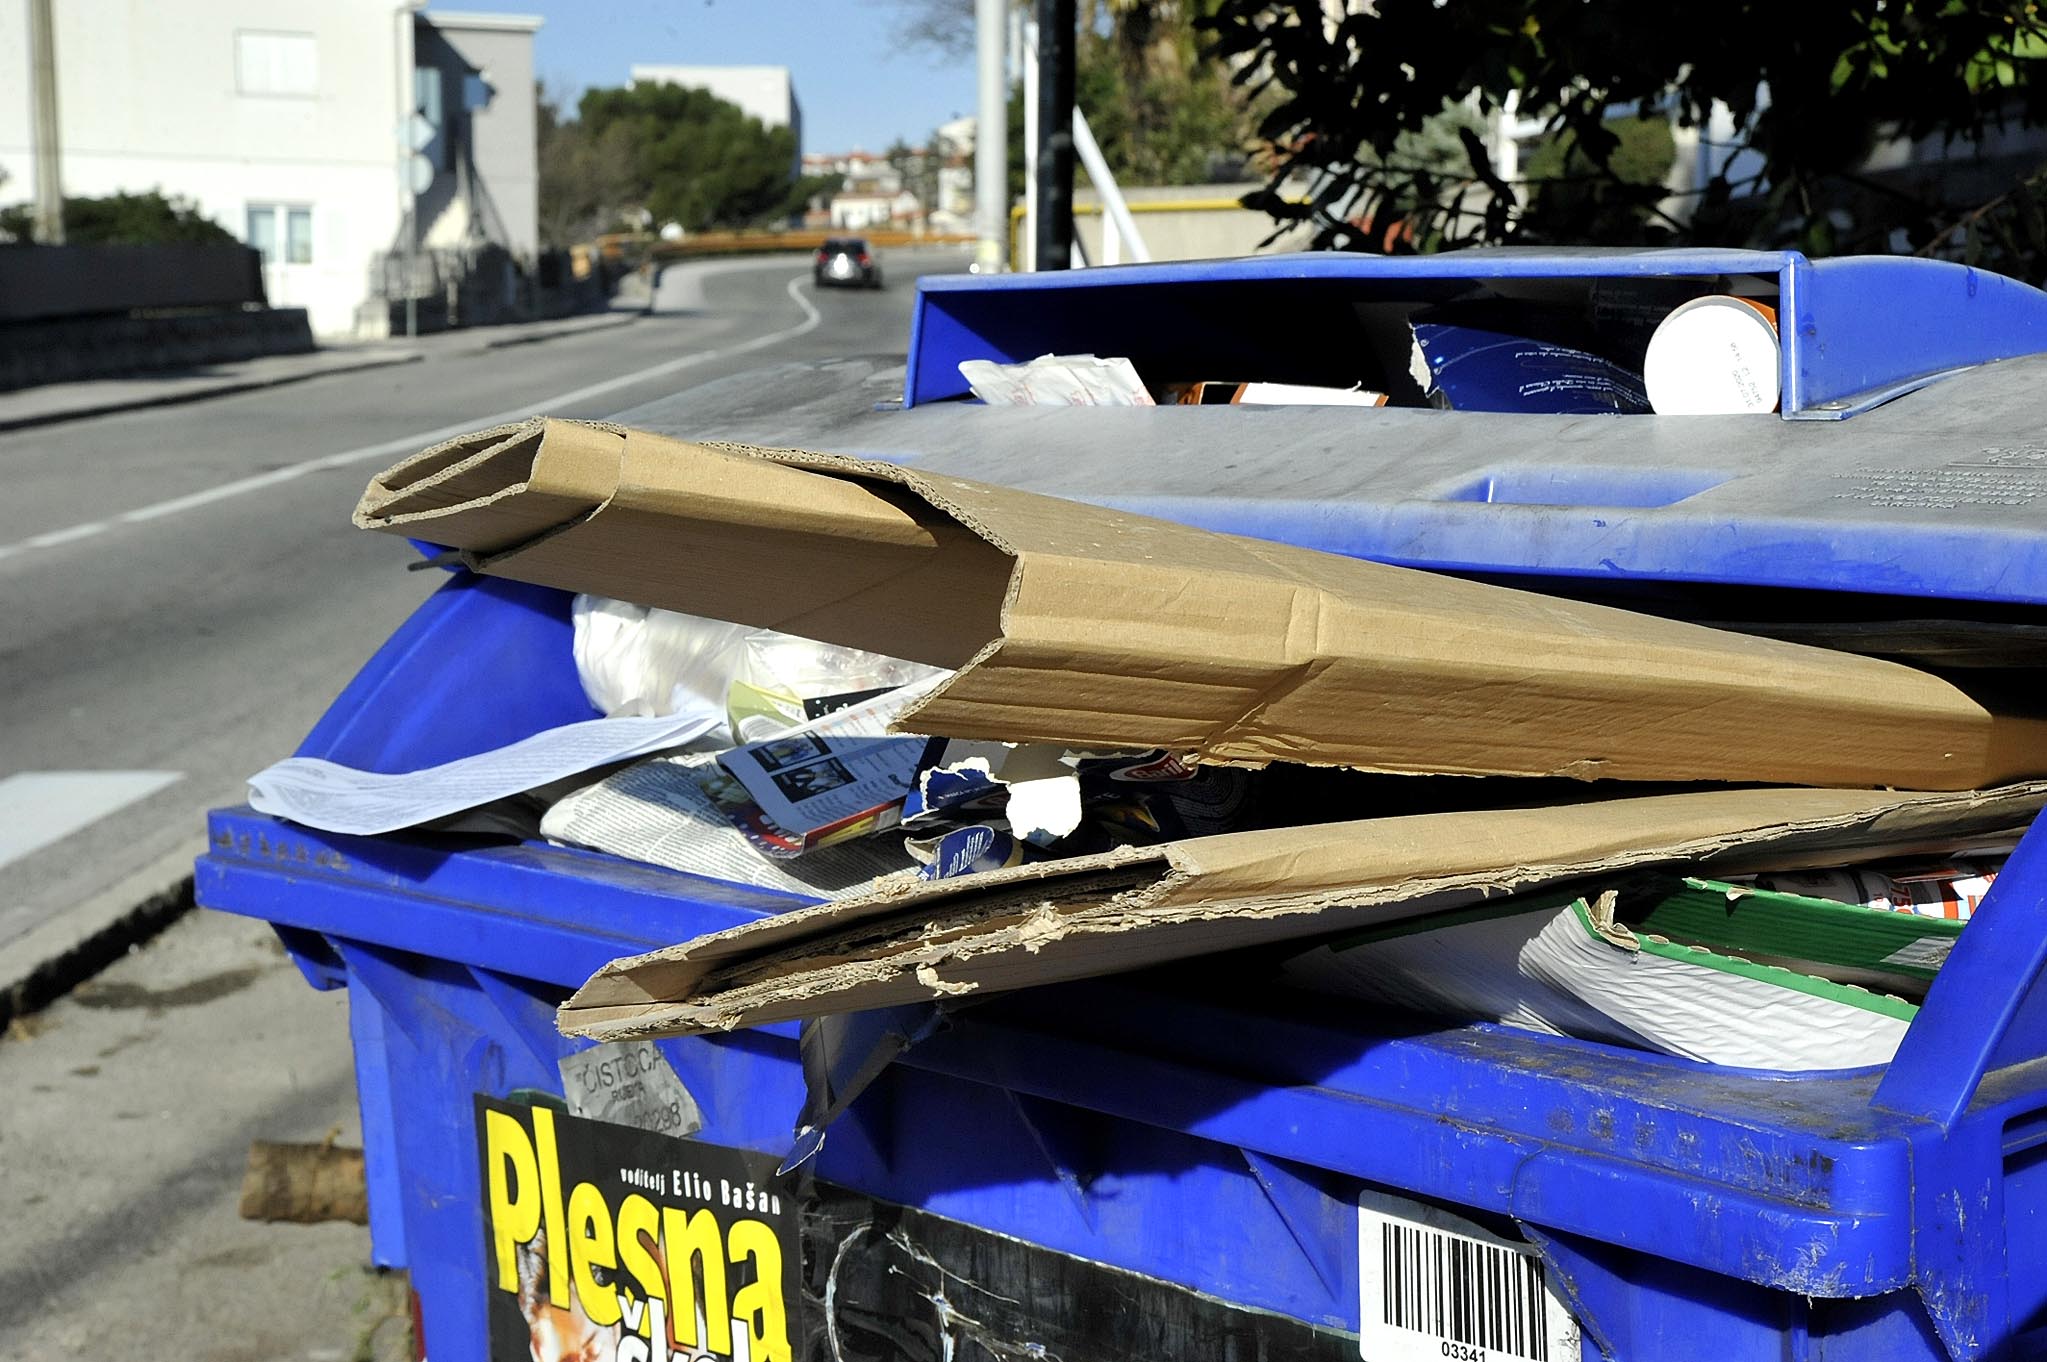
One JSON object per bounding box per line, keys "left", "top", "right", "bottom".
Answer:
{"left": 359, "top": 420, "right": 1012, "bottom": 667}
{"left": 557, "top": 781, "right": 2047, "bottom": 1040}
{"left": 355, "top": 420, "right": 2047, "bottom": 788}
{"left": 353, "top": 419, "right": 633, "bottom": 556}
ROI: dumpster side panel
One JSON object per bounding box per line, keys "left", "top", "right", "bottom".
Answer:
{"left": 2005, "top": 1127, "right": 2047, "bottom": 1339}
{"left": 331, "top": 942, "right": 524, "bottom": 1362}
{"left": 346, "top": 980, "right": 407, "bottom": 1270}
{"left": 1795, "top": 257, "right": 2047, "bottom": 412}
{"left": 295, "top": 574, "right": 593, "bottom": 773}
{"left": 281, "top": 930, "right": 1380, "bottom": 1358}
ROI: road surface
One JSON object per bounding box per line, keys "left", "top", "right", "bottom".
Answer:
{"left": 0, "top": 251, "right": 957, "bottom": 1361}
{"left": 0, "top": 254, "right": 948, "bottom": 956}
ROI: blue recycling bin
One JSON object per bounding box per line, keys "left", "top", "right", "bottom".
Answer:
{"left": 200, "top": 250, "right": 2047, "bottom": 1362}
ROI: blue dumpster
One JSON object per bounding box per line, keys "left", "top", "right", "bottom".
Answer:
{"left": 202, "top": 251, "right": 2047, "bottom": 1362}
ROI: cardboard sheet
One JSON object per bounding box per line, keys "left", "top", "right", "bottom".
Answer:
{"left": 555, "top": 782, "right": 2047, "bottom": 1039}
{"left": 356, "top": 418, "right": 2047, "bottom": 792}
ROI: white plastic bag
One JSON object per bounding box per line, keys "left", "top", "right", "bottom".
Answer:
{"left": 571, "top": 596, "right": 756, "bottom": 719}
{"left": 570, "top": 595, "right": 944, "bottom": 741}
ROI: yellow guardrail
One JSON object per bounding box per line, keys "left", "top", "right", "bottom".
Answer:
{"left": 649, "top": 228, "right": 976, "bottom": 262}
{"left": 1007, "top": 195, "right": 1292, "bottom": 265}
{"left": 567, "top": 228, "right": 976, "bottom": 281}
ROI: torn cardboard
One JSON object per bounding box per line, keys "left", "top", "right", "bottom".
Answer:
{"left": 556, "top": 782, "right": 2047, "bottom": 1039}
{"left": 356, "top": 418, "right": 2047, "bottom": 790}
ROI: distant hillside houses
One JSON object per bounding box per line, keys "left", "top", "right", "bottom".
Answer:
{"left": 801, "top": 115, "right": 975, "bottom": 233}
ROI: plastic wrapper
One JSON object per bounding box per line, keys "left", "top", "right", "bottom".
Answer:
{"left": 957, "top": 353, "right": 1156, "bottom": 406}
{"left": 907, "top": 824, "right": 1061, "bottom": 880}
{"left": 906, "top": 750, "right": 1260, "bottom": 880}
{"left": 570, "top": 595, "right": 942, "bottom": 739}
{"left": 1408, "top": 301, "right": 1651, "bottom": 415}
{"left": 1741, "top": 854, "right": 2008, "bottom": 921}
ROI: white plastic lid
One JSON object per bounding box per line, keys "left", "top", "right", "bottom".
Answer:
{"left": 1643, "top": 297, "right": 1781, "bottom": 415}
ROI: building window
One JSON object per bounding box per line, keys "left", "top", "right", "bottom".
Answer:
{"left": 247, "top": 204, "right": 312, "bottom": 264}
{"left": 413, "top": 67, "right": 446, "bottom": 171}
{"left": 236, "top": 31, "right": 318, "bottom": 97}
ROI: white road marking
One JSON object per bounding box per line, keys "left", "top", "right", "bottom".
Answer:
{"left": 0, "top": 771, "right": 184, "bottom": 872}
{"left": 0, "top": 275, "right": 822, "bottom": 564}
{"left": 21, "top": 521, "right": 110, "bottom": 549}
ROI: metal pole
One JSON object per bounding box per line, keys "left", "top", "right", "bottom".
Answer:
{"left": 973, "top": 0, "right": 1008, "bottom": 274}
{"left": 403, "top": 16, "right": 419, "bottom": 338}
{"left": 1020, "top": 16, "right": 1038, "bottom": 271}
{"left": 1032, "top": 0, "right": 1075, "bottom": 271}
{"left": 27, "top": 0, "right": 65, "bottom": 244}
{"left": 1071, "top": 110, "right": 1150, "bottom": 263}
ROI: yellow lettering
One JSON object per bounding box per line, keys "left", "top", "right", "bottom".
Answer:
{"left": 618, "top": 1194, "right": 666, "bottom": 1338}
{"left": 728, "top": 1218, "right": 791, "bottom": 1362}
{"left": 483, "top": 1109, "right": 540, "bottom": 1294}
{"left": 568, "top": 1181, "right": 622, "bottom": 1327}
{"left": 662, "top": 1206, "right": 731, "bottom": 1355}
{"left": 532, "top": 1107, "right": 570, "bottom": 1308}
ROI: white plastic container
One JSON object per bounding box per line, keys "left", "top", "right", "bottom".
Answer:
{"left": 1643, "top": 295, "right": 1781, "bottom": 414}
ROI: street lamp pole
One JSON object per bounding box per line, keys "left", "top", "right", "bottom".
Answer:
{"left": 1032, "top": 0, "right": 1075, "bottom": 271}
{"left": 973, "top": 0, "right": 1008, "bottom": 274}
{"left": 28, "top": 0, "right": 65, "bottom": 245}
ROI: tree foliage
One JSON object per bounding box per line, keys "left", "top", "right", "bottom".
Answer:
{"left": 888, "top": 0, "right": 1261, "bottom": 189}
{"left": 1080, "top": 0, "right": 1262, "bottom": 183}
{"left": 0, "top": 190, "right": 236, "bottom": 246}
{"left": 537, "top": 83, "right": 636, "bottom": 247}
{"left": 1520, "top": 115, "right": 1678, "bottom": 243}
{"left": 1202, "top": 0, "right": 2047, "bottom": 271}
{"left": 878, "top": 0, "right": 975, "bottom": 59}
{"left": 537, "top": 81, "right": 809, "bottom": 244}
{"left": 887, "top": 139, "right": 942, "bottom": 225}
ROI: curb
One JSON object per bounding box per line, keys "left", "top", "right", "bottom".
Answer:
{"left": 0, "top": 350, "right": 425, "bottom": 435}
{"left": 0, "top": 841, "right": 205, "bottom": 1033}
{"left": 481, "top": 309, "right": 647, "bottom": 350}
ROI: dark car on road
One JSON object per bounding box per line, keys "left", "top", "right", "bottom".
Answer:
{"left": 814, "top": 237, "right": 883, "bottom": 289}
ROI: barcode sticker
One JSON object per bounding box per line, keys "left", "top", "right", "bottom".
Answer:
{"left": 1358, "top": 1190, "right": 1579, "bottom": 1362}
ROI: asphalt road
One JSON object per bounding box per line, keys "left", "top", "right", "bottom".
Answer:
{"left": 0, "top": 251, "right": 958, "bottom": 1361}
{"left": 0, "top": 252, "right": 953, "bottom": 956}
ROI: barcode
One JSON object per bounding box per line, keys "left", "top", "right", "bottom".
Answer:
{"left": 1379, "top": 1221, "right": 1550, "bottom": 1362}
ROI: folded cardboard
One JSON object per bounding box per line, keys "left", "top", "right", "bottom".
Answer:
{"left": 356, "top": 418, "right": 2047, "bottom": 790}
{"left": 555, "top": 782, "right": 2046, "bottom": 1039}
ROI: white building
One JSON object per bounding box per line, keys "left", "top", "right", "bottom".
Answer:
{"left": 829, "top": 189, "right": 921, "bottom": 230}
{"left": 932, "top": 115, "right": 977, "bottom": 232}
{"left": 936, "top": 114, "right": 976, "bottom": 152}
{"left": 801, "top": 149, "right": 898, "bottom": 190}
{"left": 0, "top": 1, "right": 540, "bottom": 338}
{"left": 416, "top": 11, "right": 542, "bottom": 260}
{"left": 630, "top": 64, "right": 801, "bottom": 172}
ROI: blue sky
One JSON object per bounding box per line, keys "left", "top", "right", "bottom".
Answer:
{"left": 491, "top": 0, "right": 980, "bottom": 153}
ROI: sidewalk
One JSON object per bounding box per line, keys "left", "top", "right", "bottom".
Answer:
{"left": 0, "top": 305, "right": 645, "bottom": 434}
{"left": 0, "top": 905, "right": 407, "bottom": 1362}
